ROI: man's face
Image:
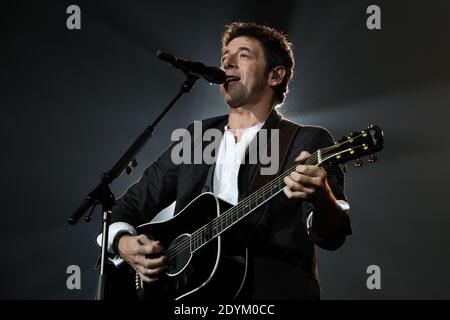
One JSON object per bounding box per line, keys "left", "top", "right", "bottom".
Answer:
{"left": 220, "top": 36, "right": 269, "bottom": 107}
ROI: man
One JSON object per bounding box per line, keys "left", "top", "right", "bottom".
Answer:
{"left": 102, "top": 22, "right": 351, "bottom": 300}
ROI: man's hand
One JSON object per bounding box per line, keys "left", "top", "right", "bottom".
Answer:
{"left": 284, "top": 150, "right": 349, "bottom": 239}
{"left": 283, "top": 151, "right": 330, "bottom": 202}
{"left": 118, "top": 234, "right": 167, "bottom": 283}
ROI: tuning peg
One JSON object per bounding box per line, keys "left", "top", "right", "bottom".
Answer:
{"left": 368, "top": 154, "right": 377, "bottom": 163}
{"left": 131, "top": 158, "right": 138, "bottom": 167}
{"left": 354, "top": 159, "right": 363, "bottom": 167}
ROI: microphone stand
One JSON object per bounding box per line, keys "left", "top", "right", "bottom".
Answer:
{"left": 68, "top": 73, "right": 200, "bottom": 300}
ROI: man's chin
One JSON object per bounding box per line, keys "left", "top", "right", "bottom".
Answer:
{"left": 222, "top": 92, "right": 244, "bottom": 105}
{"left": 223, "top": 97, "right": 241, "bottom": 108}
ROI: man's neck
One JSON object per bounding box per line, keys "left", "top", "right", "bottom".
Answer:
{"left": 227, "top": 103, "right": 273, "bottom": 130}
{"left": 226, "top": 103, "right": 273, "bottom": 143}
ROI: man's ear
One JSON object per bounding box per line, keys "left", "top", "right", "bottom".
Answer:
{"left": 268, "top": 66, "right": 286, "bottom": 87}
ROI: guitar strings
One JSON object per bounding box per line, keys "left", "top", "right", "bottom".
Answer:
{"left": 165, "top": 134, "right": 365, "bottom": 260}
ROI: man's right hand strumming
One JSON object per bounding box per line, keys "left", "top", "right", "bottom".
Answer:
{"left": 118, "top": 234, "right": 167, "bottom": 283}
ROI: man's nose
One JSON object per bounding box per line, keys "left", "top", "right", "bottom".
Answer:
{"left": 222, "top": 55, "right": 237, "bottom": 70}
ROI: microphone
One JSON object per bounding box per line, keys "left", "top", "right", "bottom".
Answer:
{"left": 157, "top": 50, "right": 227, "bottom": 84}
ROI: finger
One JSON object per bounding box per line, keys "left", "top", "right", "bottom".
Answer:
{"left": 143, "top": 255, "right": 167, "bottom": 269}
{"left": 123, "top": 236, "right": 152, "bottom": 256}
{"left": 289, "top": 171, "right": 319, "bottom": 187}
{"left": 141, "top": 243, "right": 163, "bottom": 256}
{"left": 295, "top": 164, "right": 326, "bottom": 179}
{"left": 289, "top": 171, "right": 302, "bottom": 181}
{"left": 283, "top": 186, "right": 307, "bottom": 199}
{"left": 134, "top": 263, "right": 162, "bottom": 282}
{"left": 284, "top": 178, "right": 314, "bottom": 195}
{"left": 145, "top": 277, "right": 160, "bottom": 284}
{"left": 133, "top": 255, "right": 147, "bottom": 267}
{"left": 284, "top": 176, "right": 301, "bottom": 191}
{"left": 143, "top": 266, "right": 166, "bottom": 277}
{"left": 134, "top": 240, "right": 163, "bottom": 256}
{"left": 138, "top": 273, "right": 153, "bottom": 283}
{"left": 285, "top": 175, "right": 315, "bottom": 191}
{"left": 134, "top": 264, "right": 150, "bottom": 279}
{"left": 295, "top": 164, "right": 316, "bottom": 176}
{"left": 134, "top": 255, "right": 167, "bottom": 269}
{"left": 133, "top": 245, "right": 150, "bottom": 256}
{"left": 137, "top": 234, "right": 157, "bottom": 245}
{"left": 136, "top": 270, "right": 159, "bottom": 284}
{"left": 295, "top": 151, "right": 311, "bottom": 163}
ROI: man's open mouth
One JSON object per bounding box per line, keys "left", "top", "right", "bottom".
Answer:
{"left": 225, "top": 75, "right": 241, "bottom": 84}
{"left": 224, "top": 76, "right": 240, "bottom": 89}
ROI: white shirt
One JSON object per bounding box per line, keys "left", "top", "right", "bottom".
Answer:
{"left": 213, "top": 122, "right": 264, "bottom": 205}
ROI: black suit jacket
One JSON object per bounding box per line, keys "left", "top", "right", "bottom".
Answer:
{"left": 111, "top": 109, "right": 351, "bottom": 299}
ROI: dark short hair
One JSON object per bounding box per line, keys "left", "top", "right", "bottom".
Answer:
{"left": 221, "top": 22, "right": 295, "bottom": 104}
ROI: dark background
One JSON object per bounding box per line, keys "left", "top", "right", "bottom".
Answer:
{"left": 1, "top": 0, "right": 449, "bottom": 299}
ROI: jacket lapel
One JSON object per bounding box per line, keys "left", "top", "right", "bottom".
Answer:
{"left": 180, "top": 115, "right": 228, "bottom": 207}
{"left": 238, "top": 109, "right": 282, "bottom": 199}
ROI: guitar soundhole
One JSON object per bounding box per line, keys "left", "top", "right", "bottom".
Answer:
{"left": 166, "top": 233, "right": 192, "bottom": 276}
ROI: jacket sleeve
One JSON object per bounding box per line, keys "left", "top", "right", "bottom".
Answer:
{"left": 110, "top": 123, "right": 195, "bottom": 227}
{"left": 300, "top": 127, "right": 352, "bottom": 250}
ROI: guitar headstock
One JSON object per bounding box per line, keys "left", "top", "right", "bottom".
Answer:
{"left": 319, "top": 125, "right": 384, "bottom": 168}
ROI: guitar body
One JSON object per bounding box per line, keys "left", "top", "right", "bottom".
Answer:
{"left": 105, "top": 192, "right": 249, "bottom": 301}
